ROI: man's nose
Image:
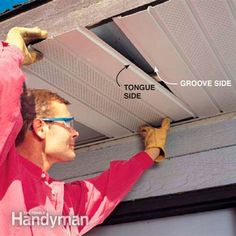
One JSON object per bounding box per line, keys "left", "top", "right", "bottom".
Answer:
{"left": 71, "top": 128, "right": 79, "bottom": 138}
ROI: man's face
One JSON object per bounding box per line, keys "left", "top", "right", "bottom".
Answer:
{"left": 44, "top": 101, "right": 79, "bottom": 163}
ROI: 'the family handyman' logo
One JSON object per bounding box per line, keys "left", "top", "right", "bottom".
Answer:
{"left": 11, "top": 211, "right": 89, "bottom": 228}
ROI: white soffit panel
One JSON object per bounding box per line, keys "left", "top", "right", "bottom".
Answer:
{"left": 187, "top": 0, "right": 236, "bottom": 93}
{"left": 54, "top": 28, "right": 194, "bottom": 120}
{"left": 26, "top": 51, "right": 153, "bottom": 135}
{"left": 114, "top": 0, "right": 236, "bottom": 115}
{"left": 25, "top": 26, "right": 195, "bottom": 139}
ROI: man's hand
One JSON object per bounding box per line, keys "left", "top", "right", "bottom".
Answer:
{"left": 6, "top": 27, "right": 48, "bottom": 65}
{"left": 140, "top": 118, "right": 170, "bottom": 162}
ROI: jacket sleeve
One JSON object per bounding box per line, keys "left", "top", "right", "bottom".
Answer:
{"left": 0, "top": 42, "right": 25, "bottom": 165}
{"left": 64, "top": 151, "right": 154, "bottom": 235}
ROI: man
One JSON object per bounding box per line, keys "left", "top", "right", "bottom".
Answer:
{"left": 0, "top": 27, "right": 170, "bottom": 235}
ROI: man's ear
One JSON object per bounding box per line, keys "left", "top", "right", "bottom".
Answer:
{"left": 31, "top": 119, "right": 48, "bottom": 140}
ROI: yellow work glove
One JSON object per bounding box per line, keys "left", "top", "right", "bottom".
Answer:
{"left": 6, "top": 27, "right": 48, "bottom": 65}
{"left": 140, "top": 118, "right": 170, "bottom": 162}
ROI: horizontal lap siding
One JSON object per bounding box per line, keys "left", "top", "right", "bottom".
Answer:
{"left": 50, "top": 112, "right": 236, "bottom": 200}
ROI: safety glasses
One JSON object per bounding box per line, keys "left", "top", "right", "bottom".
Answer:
{"left": 41, "top": 117, "right": 75, "bottom": 129}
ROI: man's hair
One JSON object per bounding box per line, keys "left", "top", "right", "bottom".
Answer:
{"left": 16, "top": 88, "right": 70, "bottom": 146}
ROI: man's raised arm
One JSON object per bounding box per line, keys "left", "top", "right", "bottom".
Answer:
{"left": 64, "top": 118, "right": 170, "bottom": 235}
{"left": 0, "top": 27, "right": 47, "bottom": 164}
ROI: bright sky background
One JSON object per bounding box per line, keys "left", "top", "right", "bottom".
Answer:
{"left": 0, "top": 0, "right": 30, "bottom": 13}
